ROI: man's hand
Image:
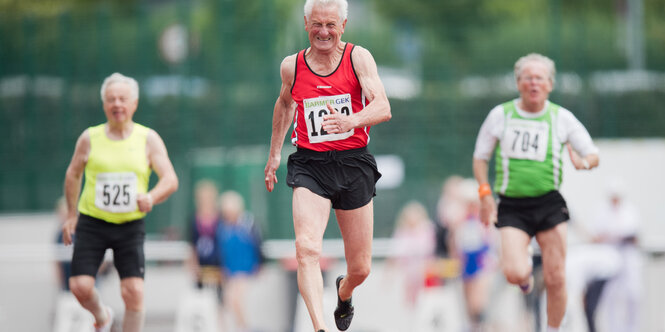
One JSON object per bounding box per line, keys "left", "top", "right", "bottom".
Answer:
{"left": 137, "top": 193, "right": 153, "bottom": 213}
{"left": 479, "top": 195, "right": 497, "bottom": 227}
{"left": 62, "top": 216, "right": 77, "bottom": 245}
{"left": 322, "top": 104, "right": 352, "bottom": 134}
{"left": 264, "top": 155, "right": 281, "bottom": 192}
{"left": 567, "top": 143, "right": 589, "bottom": 170}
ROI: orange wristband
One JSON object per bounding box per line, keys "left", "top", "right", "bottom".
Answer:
{"left": 478, "top": 183, "right": 492, "bottom": 198}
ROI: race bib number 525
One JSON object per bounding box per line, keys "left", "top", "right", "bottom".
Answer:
{"left": 95, "top": 172, "right": 138, "bottom": 213}
{"left": 303, "top": 94, "right": 354, "bottom": 143}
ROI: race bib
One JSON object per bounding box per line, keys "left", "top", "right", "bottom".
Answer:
{"left": 95, "top": 172, "right": 138, "bottom": 213}
{"left": 303, "top": 94, "right": 354, "bottom": 143}
{"left": 502, "top": 119, "right": 549, "bottom": 161}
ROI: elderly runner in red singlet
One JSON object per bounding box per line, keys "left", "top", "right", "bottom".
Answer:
{"left": 264, "top": 1, "right": 391, "bottom": 331}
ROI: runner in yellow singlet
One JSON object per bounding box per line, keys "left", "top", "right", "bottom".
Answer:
{"left": 62, "top": 73, "right": 178, "bottom": 332}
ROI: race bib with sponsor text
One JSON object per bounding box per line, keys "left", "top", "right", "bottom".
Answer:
{"left": 303, "top": 94, "right": 354, "bottom": 144}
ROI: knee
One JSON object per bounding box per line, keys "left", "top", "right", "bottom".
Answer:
{"left": 295, "top": 238, "right": 321, "bottom": 266}
{"left": 69, "top": 277, "right": 95, "bottom": 301}
{"left": 502, "top": 264, "right": 530, "bottom": 285}
{"left": 543, "top": 269, "right": 566, "bottom": 291}
{"left": 121, "top": 281, "right": 144, "bottom": 309}
{"left": 347, "top": 261, "right": 371, "bottom": 283}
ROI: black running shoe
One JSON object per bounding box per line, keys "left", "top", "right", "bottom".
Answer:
{"left": 334, "top": 275, "right": 354, "bottom": 331}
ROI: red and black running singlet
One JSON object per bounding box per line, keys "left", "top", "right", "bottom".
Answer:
{"left": 290, "top": 43, "right": 369, "bottom": 152}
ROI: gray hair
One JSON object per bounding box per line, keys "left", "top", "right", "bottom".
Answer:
{"left": 219, "top": 190, "right": 246, "bottom": 221}
{"left": 514, "top": 53, "right": 556, "bottom": 85}
{"left": 100, "top": 72, "right": 139, "bottom": 102}
{"left": 304, "top": 0, "right": 348, "bottom": 21}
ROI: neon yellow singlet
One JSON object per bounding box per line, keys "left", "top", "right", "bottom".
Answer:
{"left": 78, "top": 123, "right": 152, "bottom": 223}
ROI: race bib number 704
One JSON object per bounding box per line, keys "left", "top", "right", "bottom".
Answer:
{"left": 303, "top": 94, "right": 354, "bottom": 143}
{"left": 502, "top": 119, "right": 549, "bottom": 162}
{"left": 94, "top": 172, "right": 138, "bottom": 213}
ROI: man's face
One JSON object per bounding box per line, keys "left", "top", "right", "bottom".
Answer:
{"left": 305, "top": 4, "right": 346, "bottom": 53}
{"left": 516, "top": 61, "right": 553, "bottom": 108}
{"left": 102, "top": 82, "right": 138, "bottom": 124}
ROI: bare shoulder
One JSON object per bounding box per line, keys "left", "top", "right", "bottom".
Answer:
{"left": 79, "top": 128, "right": 91, "bottom": 142}
{"left": 145, "top": 129, "right": 171, "bottom": 168}
{"left": 350, "top": 45, "right": 377, "bottom": 70}
{"left": 69, "top": 128, "right": 91, "bottom": 166}
{"left": 146, "top": 128, "right": 166, "bottom": 147}
{"left": 281, "top": 53, "right": 298, "bottom": 68}
{"left": 351, "top": 45, "right": 372, "bottom": 58}
{"left": 280, "top": 53, "right": 298, "bottom": 82}
{"left": 75, "top": 128, "right": 91, "bottom": 149}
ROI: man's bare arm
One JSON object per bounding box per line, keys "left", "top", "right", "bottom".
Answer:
{"left": 265, "top": 54, "right": 298, "bottom": 192}
{"left": 322, "top": 46, "right": 391, "bottom": 134}
{"left": 62, "top": 130, "right": 90, "bottom": 245}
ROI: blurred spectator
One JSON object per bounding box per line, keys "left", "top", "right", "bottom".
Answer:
{"left": 187, "top": 180, "right": 224, "bottom": 294}
{"left": 565, "top": 178, "right": 642, "bottom": 332}
{"left": 216, "top": 190, "right": 264, "bottom": 332}
{"left": 388, "top": 200, "right": 436, "bottom": 308}
{"left": 435, "top": 176, "right": 464, "bottom": 259}
{"left": 430, "top": 176, "right": 465, "bottom": 282}
{"left": 565, "top": 228, "right": 621, "bottom": 331}
{"left": 439, "top": 178, "right": 497, "bottom": 331}
{"left": 587, "top": 179, "right": 642, "bottom": 332}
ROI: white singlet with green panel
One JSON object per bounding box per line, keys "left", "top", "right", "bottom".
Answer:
{"left": 494, "top": 101, "right": 564, "bottom": 198}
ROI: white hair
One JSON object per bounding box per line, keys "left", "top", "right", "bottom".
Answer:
{"left": 219, "top": 190, "right": 245, "bottom": 214}
{"left": 304, "top": 0, "right": 348, "bottom": 21}
{"left": 100, "top": 72, "right": 139, "bottom": 102}
{"left": 514, "top": 53, "right": 556, "bottom": 85}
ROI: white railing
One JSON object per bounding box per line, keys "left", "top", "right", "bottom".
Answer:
{"left": 0, "top": 238, "right": 400, "bottom": 263}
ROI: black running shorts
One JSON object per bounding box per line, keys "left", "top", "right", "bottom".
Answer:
{"left": 496, "top": 190, "right": 569, "bottom": 237}
{"left": 286, "top": 147, "right": 382, "bottom": 210}
{"left": 71, "top": 213, "right": 146, "bottom": 279}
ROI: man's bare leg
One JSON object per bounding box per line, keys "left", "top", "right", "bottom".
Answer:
{"left": 293, "top": 187, "right": 331, "bottom": 331}
{"left": 335, "top": 200, "right": 374, "bottom": 300}
{"left": 332, "top": 200, "right": 374, "bottom": 330}
{"left": 499, "top": 227, "right": 533, "bottom": 286}
{"left": 536, "top": 223, "right": 568, "bottom": 329}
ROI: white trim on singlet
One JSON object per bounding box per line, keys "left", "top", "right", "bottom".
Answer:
{"left": 361, "top": 93, "right": 370, "bottom": 144}
{"left": 499, "top": 107, "right": 513, "bottom": 194}
{"left": 291, "top": 106, "right": 299, "bottom": 145}
{"left": 551, "top": 109, "right": 562, "bottom": 189}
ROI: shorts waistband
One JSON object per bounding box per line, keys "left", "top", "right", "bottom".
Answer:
{"left": 79, "top": 213, "right": 144, "bottom": 226}
{"left": 498, "top": 190, "right": 561, "bottom": 204}
{"left": 296, "top": 146, "right": 368, "bottom": 159}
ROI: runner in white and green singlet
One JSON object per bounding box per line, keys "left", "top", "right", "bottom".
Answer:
{"left": 494, "top": 100, "right": 564, "bottom": 198}
{"left": 472, "top": 53, "right": 599, "bottom": 332}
